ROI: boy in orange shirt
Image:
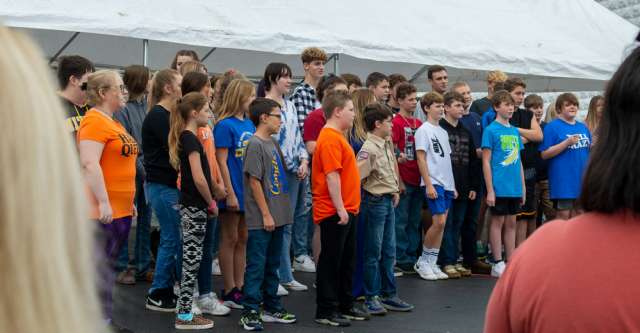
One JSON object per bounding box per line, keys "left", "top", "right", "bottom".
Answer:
{"left": 312, "top": 90, "right": 367, "bottom": 327}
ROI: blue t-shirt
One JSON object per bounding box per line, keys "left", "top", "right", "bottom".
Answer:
{"left": 481, "top": 107, "right": 496, "bottom": 129}
{"left": 214, "top": 117, "right": 256, "bottom": 211}
{"left": 460, "top": 112, "right": 483, "bottom": 150}
{"left": 538, "top": 118, "right": 591, "bottom": 200}
{"left": 481, "top": 121, "right": 523, "bottom": 197}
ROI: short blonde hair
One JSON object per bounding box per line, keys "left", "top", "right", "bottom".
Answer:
{"left": 86, "top": 70, "right": 119, "bottom": 106}
{"left": 487, "top": 70, "right": 508, "bottom": 83}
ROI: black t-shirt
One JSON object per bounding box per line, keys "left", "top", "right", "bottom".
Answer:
{"left": 535, "top": 121, "right": 549, "bottom": 181}
{"left": 62, "top": 97, "right": 90, "bottom": 137}
{"left": 142, "top": 105, "right": 178, "bottom": 187}
{"left": 509, "top": 107, "right": 537, "bottom": 169}
{"left": 470, "top": 97, "right": 492, "bottom": 116}
{"left": 179, "top": 131, "right": 212, "bottom": 208}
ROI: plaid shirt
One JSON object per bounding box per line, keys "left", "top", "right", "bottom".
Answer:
{"left": 290, "top": 82, "right": 321, "bottom": 136}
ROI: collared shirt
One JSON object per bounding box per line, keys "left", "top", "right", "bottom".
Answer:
{"left": 276, "top": 99, "right": 309, "bottom": 172}
{"left": 290, "top": 82, "right": 321, "bottom": 135}
{"left": 357, "top": 133, "right": 400, "bottom": 195}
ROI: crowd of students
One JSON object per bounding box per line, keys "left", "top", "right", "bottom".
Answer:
{"left": 58, "top": 46, "right": 605, "bottom": 331}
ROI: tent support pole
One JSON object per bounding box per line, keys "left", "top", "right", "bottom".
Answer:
{"left": 143, "top": 39, "right": 149, "bottom": 66}
{"left": 201, "top": 47, "right": 217, "bottom": 62}
{"left": 409, "top": 65, "right": 429, "bottom": 83}
{"left": 49, "top": 32, "right": 80, "bottom": 64}
{"left": 333, "top": 53, "right": 340, "bottom": 75}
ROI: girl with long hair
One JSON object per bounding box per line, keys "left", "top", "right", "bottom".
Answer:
{"left": 585, "top": 95, "right": 604, "bottom": 143}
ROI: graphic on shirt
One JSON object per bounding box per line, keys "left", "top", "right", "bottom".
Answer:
{"left": 403, "top": 127, "right": 417, "bottom": 161}
{"left": 431, "top": 136, "right": 444, "bottom": 158}
{"left": 118, "top": 133, "right": 139, "bottom": 157}
{"left": 235, "top": 132, "right": 253, "bottom": 159}
{"left": 269, "top": 148, "right": 287, "bottom": 196}
{"left": 499, "top": 135, "right": 520, "bottom": 166}
{"left": 67, "top": 116, "right": 83, "bottom": 133}
{"left": 567, "top": 134, "right": 590, "bottom": 149}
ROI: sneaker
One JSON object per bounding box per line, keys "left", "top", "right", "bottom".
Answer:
{"left": 380, "top": 296, "right": 414, "bottom": 312}
{"left": 292, "top": 255, "right": 316, "bottom": 273}
{"left": 221, "top": 287, "right": 244, "bottom": 309}
{"left": 467, "top": 260, "right": 492, "bottom": 275}
{"left": 196, "top": 294, "right": 231, "bottom": 316}
{"left": 365, "top": 296, "right": 387, "bottom": 316}
{"left": 443, "top": 265, "right": 461, "bottom": 279}
{"left": 315, "top": 313, "right": 351, "bottom": 327}
{"left": 396, "top": 263, "right": 417, "bottom": 274}
{"left": 116, "top": 268, "right": 136, "bottom": 285}
{"left": 393, "top": 266, "right": 404, "bottom": 277}
{"left": 414, "top": 261, "right": 438, "bottom": 281}
{"left": 455, "top": 263, "right": 472, "bottom": 277}
{"left": 191, "top": 300, "right": 203, "bottom": 315}
{"left": 282, "top": 279, "right": 308, "bottom": 291}
{"left": 146, "top": 288, "right": 177, "bottom": 312}
{"left": 277, "top": 284, "right": 289, "bottom": 296}
{"left": 261, "top": 309, "right": 297, "bottom": 324}
{"left": 239, "top": 310, "right": 263, "bottom": 331}
{"left": 175, "top": 314, "right": 214, "bottom": 330}
{"left": 431, "top": 264, "right": 449, "bottom": 280}
{"left": 341, "top": 306, "right": 370, "bottom": 321}
{"left": 491, "top": 261, "right": 506, "bottom": 278}
{"left": 212, "top": 258, "right": 221, "bottom": 276}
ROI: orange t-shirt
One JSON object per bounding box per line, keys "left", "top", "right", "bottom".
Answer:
{"left": 311, "top": 127, "right": 361, "bottom": 223}
{"left": 78, "top": 109, "right": 138, "bottom": 219}
{"left": 198, "top": 126, "right": 223, "bottom": 187}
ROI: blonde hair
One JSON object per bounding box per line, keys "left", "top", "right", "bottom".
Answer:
{"left": 586, "top": 95, "right": 604, "bottom": 133}
{"left": 179, "top": 60, "right": 207, "bottom": 76}
{"left": 86, "top": 70, "right": 119, "bottom": 106}
{"left": 215, "top": 79, "right": 255, "bottom": 122}
{"left": 168, "top": 92, "right": 209, "bottom": 169}
{"left": 487, "top": 70, "right": 508, "bottom": 83}
{"left": 0, "top": 26, "right": 102, "bottom": 332}
{"left": 544, "top": 102, "right": 557, "bottom": 123}
{"left": 350, "top": 88, "right": 375, "bottom": 142}
{"left": 149, "top": 69, "right": 180, "bottom": 111}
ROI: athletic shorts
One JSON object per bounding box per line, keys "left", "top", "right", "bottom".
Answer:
{"left": 553, "top": 199, "right": 578, "bottom": 211}
{"left": 426, "top": 185, "right": 455, "bottom": 215}
{"left": 517, "top": 174, "right": 537, "bottom": 220}
{"left": 491, "top": 197, "right": 521, "bottom": 216}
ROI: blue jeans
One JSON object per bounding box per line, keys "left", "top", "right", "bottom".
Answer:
{"left": 363, "top": 192, "right": 397, "bottom": 298}
{"left": 289, "top": 173, "right": 313, "bottom": 258}
{"left": 198, "top": 217, "right": 217, "bottom": 296}
{"left": 116, "top": 176, "right": 153, "bottom": 275}
{"left": 145, "top": 182, "right": 182, "bottom": 293}
{"left": 244, "top": 226, "right": 285, "bottom": 313}
{"left": 394, "top": 184, "right": 423, "bottom": 267}
{"left": 439, "top": 198, "right": 468, "bottom": 266}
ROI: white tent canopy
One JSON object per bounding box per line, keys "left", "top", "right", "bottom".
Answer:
{"left": 1, "top": 0, "right": 637, "bottom": 92}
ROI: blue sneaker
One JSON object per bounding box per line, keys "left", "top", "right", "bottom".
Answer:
{"left": 380, "top": 296, "right": 414, "bottom": 312}
{"left": 365, "top": 296, "right": 387, "bottom": 316}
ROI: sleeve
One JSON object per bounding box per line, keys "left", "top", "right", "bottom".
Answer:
{"left": 77, "top": 115, "right": 110, "bottom": 144}
{"left": 317, "top": 141, "right": 343, "bottom": 174}
{"left": 468, "top": 133, "right": 481, "bottom": 191}
{"left": 481, "top": 127, "right": 492, "bottom": 149}
{"left": 288, "top": 103, "right": 309, "bottom": 160}
{"left": 181, "top": 133, "right": 201, "bottom": 156}
{"left": 214, "top": 120, "right": 233, "bottom": 149}
{"left": 391, "top": 118, "right": 402, "bottom": 145}
{"left": 290, "top": 88, "right": 308, "bottom": 131}
{"left": 356, "top": 145, "right": 373, "bottom": 179}
{"left": 481, "top": 111, "right": 492, "bottom": 129}
{"left": 414, "top": 126, "right": 428, "bottom": 152}
{"left": 518, "top": 131, "right": 524, "bottom": 151}
{"left": 538, "top": 122, "right": 555, "bottom": 152}
{"left": 303, "top": 113, "right": 324, "bottom": 142}
{"left": 242, "top": 140, "right": 264, "bottom": 180}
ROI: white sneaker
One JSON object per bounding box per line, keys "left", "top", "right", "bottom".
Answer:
{"left": 277, "top": 284, "right": 289, "bottom": 296}
{"left": 196, "top": 294, "right": 231, "bottom": 316}
{"left": 491, "top": 261, "right": 506, "bottom": 278}
{"left": 282, "top": 279, "right": 308, "bottom": 291}
{"left": 212, "top": 258, "right": 221, "bottom": 276}
{"left": 414, "top": 261, "right": 438, "bottom": 281}
{"left": 431, "top": 264, "right": 449, "bottom": 280}
{"left": 191, "top": 300, "right": 203, "bottom": 315}
{"left": 292, "top": 255, "right": 316, "bottom": 273}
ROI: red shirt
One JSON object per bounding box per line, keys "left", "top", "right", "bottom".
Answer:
{"left": 303, "top": 108, "right": 326, "bottom": 142}
{"left": 485, "top": 211, "right": 640, "bottom": 333}
{"left": 391, "top": 113, "right": 422, "bottom": 186}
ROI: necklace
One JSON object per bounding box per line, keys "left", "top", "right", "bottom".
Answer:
{"left": 399, "top": 113, "right": 417, "bottom": 129}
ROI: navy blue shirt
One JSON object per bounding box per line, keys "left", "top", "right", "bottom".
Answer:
{"left": 460, "top": 112, "right": 483, "bottom": 151}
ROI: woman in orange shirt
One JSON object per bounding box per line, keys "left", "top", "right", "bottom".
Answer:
{"left": 78, "top": 70, "right": 138, "bottom": 330}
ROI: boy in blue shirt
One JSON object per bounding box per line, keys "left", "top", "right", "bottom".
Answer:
{"left": 539, "top": 93, "right": 591, "bottom": 220}
{"left": 481, "top": 91, "right": 525, "bottom": 278}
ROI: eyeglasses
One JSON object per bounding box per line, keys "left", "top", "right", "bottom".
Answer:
{"left": 267, "top": 113, "right": 282, "bottom": 119}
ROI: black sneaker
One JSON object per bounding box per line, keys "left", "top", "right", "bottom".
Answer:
{"left": 396, "top": 263, "right": 417, "bottom": 274}
{"left": 239, "top": 310, "right": 263, "bottom": 331}
{"left": 315, "top": 313, "right": 350, "bottom": 327}
{"left": 145, "top": 288, "right": 176, "bottom": 312}
{"left": 341, "top": 306, "right": 370, "bottom": 321}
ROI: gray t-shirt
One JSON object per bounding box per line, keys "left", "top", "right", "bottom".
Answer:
{"left": 243, "top": 135, "right": 292, "bottom": 230}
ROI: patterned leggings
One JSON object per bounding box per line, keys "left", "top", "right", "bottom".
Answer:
{"left": 177, "top": 205, "right": 208, "bottom": 315}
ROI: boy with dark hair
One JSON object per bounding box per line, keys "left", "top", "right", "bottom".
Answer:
{"left": 415, "top": 65, "right": 448, "bottom": 122}
{"left": 313, "top": 90, "right": 367, "bottom": 327}
{"left": 413, "top": 92, "right": 456, "bottom": 281}
{"left": 387, "top": 74, "right": 408, "bottom": 113}
{"left": 357, "top": 103, "right": 414, "bottom": 315}
{"left": 437, "top": 92, "right": 481, "bottom": 279}
{"left": 340, "top": 73, "right": 363, "bottom": 93}
{"left": 290, "top": 47, "right": 327, "bottom": 135}
{"left": 57, "top": 55, "right": 95, "bottom": 137}
{"left": 481, "top": 91, "right": 525, "bottom": 278}
{"left": 366, "top": 72, "right": 390, "bottom": 102}
{"left": 391, "top": 82, "right": 423, "bottom": 274}
{"left": 239, "top": 98, "right": 297, "bottom": 331}
{"left": 539, "top": 93, "right": 591, "bottom": 220}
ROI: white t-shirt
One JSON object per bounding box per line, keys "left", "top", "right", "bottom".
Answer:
{"left": 414, "top": 121, "right": 455, "bottom": 191}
